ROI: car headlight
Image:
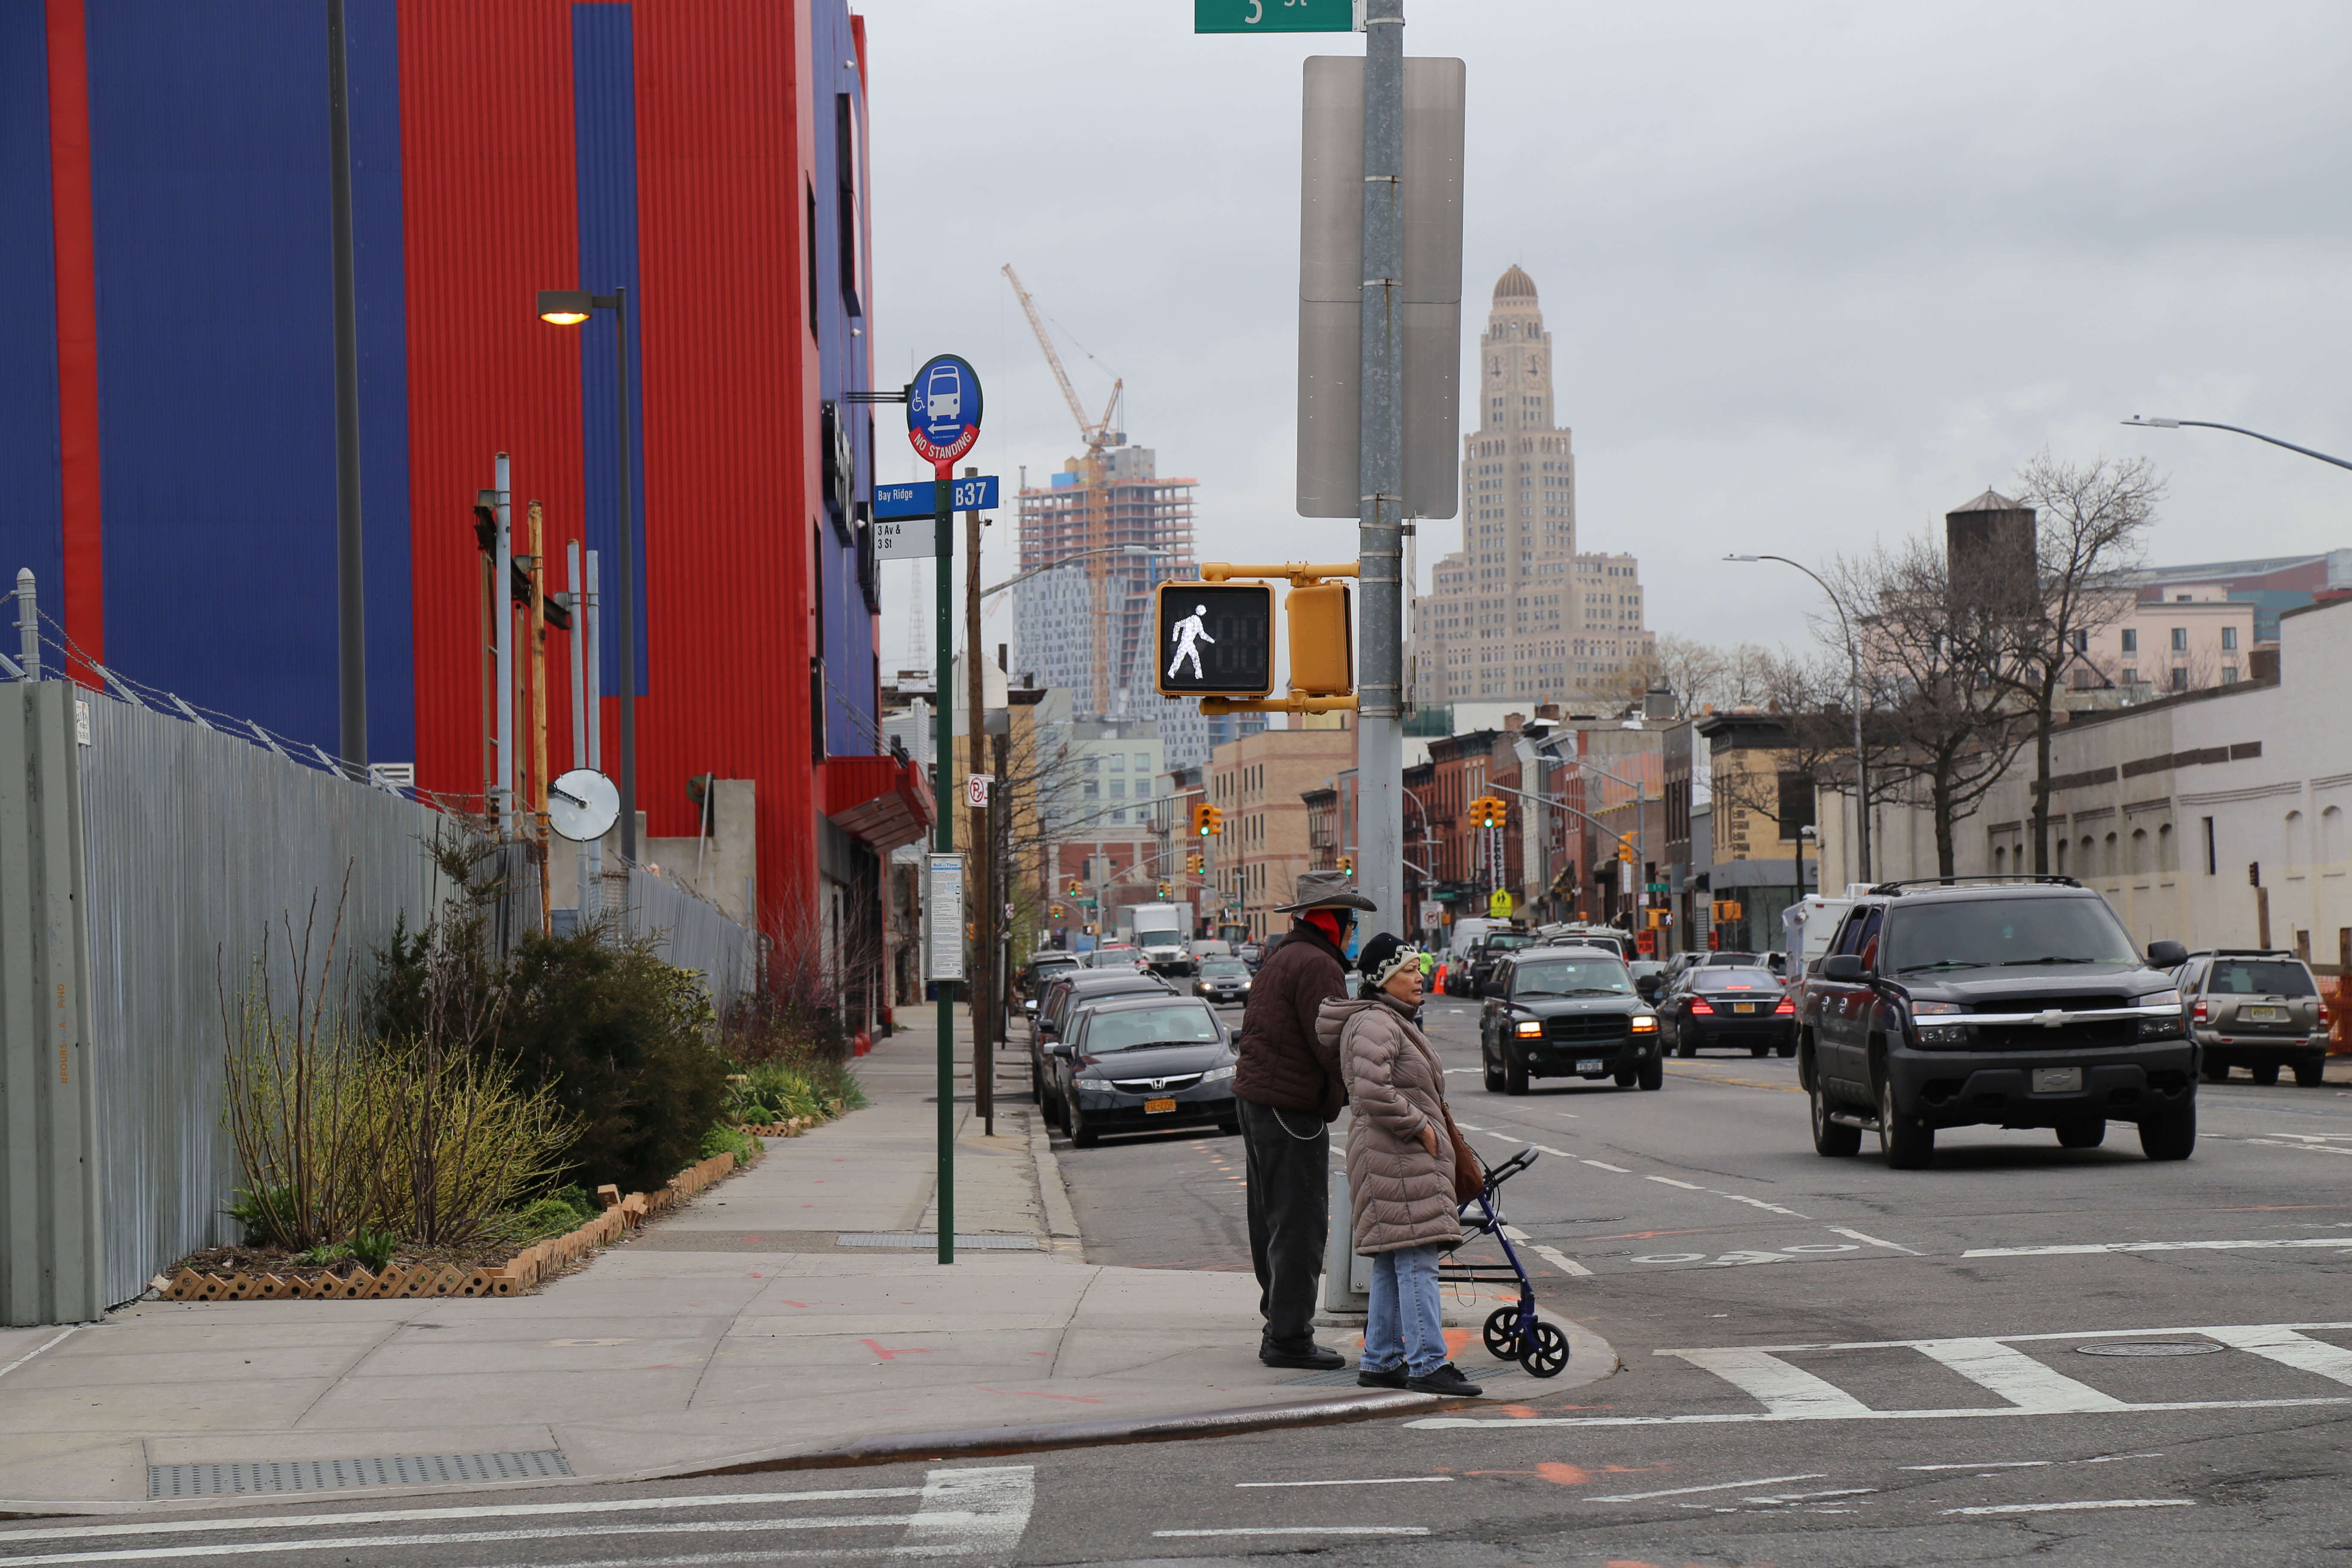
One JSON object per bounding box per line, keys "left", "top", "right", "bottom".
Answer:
{"left": 1630, "top": 1014, "right": 1657, "bottom": 1032}
{"left": 1202, "top": 1064, "right": 1236, "bottom": 1082}
{"left": 1514, "top": 1020, "right": 1543, "bottom": 1038}
{"left": 2136, "top": 989, "right": 2180, "bottom": 1009}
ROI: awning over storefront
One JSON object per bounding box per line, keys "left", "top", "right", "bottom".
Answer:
{"left": 822, "top": 755, "right": 934, "bottom": 854}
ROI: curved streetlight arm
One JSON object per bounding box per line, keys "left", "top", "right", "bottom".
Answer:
{"left": 1724, "top": 550, "right": 1872, "bottom": 882}
{"left": 981, "top": 544, "right": 1157, "bottom": 602}
{"left": 2124, "top": 417, "right": 2352, "bottom": 473}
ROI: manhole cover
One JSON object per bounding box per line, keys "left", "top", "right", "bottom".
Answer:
{"left": 2074, "top": 1341, "right": 2226, "bottom": 1357}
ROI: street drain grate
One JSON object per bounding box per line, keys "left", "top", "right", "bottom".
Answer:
{"left": 2074, "top": 1341, "right": 2227, "bottom": 1357}
{"left": 150, "top": 1450, "right": 570, "bottom": 1498}
{"left": 835, "top": 1232, "right": 1043, "bottom": 1250}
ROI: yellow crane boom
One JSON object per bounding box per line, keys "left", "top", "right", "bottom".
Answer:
{"left": 1001, "top": 263, "right": 1119, "bottom": 450}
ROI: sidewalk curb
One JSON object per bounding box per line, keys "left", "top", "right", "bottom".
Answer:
{"left": 1028, "top": 1112, "right": 1086, "bottom": 1259}
{"left": 680, "top": 1388, "right": 1451, "bottom": 1476}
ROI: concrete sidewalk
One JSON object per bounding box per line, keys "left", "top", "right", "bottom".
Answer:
{"left": 0, "top": 1008, "right": 1612, "bottom": 1512}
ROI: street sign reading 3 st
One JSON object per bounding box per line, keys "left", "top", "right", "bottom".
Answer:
{"left": 907, "top": 355, "right": 983, "bottom": 466}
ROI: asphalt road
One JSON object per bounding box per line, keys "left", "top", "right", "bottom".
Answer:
{"left": 27, "top": 995, "right": 2352, "bottom": 1567}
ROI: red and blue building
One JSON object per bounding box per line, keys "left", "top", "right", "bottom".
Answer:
{"left": 2, "top": 0, "right": 926, "bottom": 952}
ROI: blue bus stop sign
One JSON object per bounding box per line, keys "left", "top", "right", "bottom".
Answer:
{"left": 907, "top": 354, "right": 983, "bottom": 467}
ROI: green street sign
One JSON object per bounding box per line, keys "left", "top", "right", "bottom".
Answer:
{"left": 1195, "top": 0, "right": 1354, "bottom": 33}
{"left": 1646, "top": 882, "right": 1669, "bottom": 894}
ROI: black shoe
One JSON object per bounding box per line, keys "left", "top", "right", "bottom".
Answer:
{"left": 1260, "top": 1343, "right": 1347, "bottom": 1370}
{"left": 1406, "top": 1362, "right": 1484, "bottom": 1397}
{"left": 1357, "top": 1363, "right": 1409, "bottom": 1389}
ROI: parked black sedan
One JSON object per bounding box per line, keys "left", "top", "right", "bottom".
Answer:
{"left": 1030, "top": 968, "right": 1173, "bottom": 1114}
{"left": 1662, "top": 965, "right": 1795, "bottom": 1057}
{"left": 1057, "top": 995, "right": 1239, "bottom": 1147}
{"left": 1478, "top": 949, "right": 1664, "bottom": 1093}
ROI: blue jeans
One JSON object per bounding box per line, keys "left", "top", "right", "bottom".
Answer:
{"left": 1363, "top": 1245, "right": 1445, "bottom": 1375}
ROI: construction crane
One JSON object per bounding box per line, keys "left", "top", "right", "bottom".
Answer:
{"left": 1003, "top": 265, "right": 1128, "bottom": 717}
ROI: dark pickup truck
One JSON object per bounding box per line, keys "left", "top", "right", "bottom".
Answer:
{"left": 1796, "top": 878, "right": 2192, "bottom": 1168}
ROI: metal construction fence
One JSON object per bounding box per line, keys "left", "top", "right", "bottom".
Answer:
{"left": 1, "top": 677, "right": 755, "bottom": 1323}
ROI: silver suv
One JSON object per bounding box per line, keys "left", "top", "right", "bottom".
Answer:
{"left": 2173, "top": 949, "right": 2333, "bottom": 1088}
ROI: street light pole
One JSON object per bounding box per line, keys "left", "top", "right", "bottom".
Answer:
{"left": 537, "top": 286, "right": 640, "bottom": 862}
{"left": 2122, "top": 416, "right": 2352, "bottom": 472}
{"left": 1726, "top": 552, "right": 1870, "bottom": 884}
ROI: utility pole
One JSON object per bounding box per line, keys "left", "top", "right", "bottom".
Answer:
{"left": 964, "top": 464, "right": 993, "bottom": 1136}
{"left": 326, "top": 0, "right": 366, "bottom": 773}
{"left": 1354, "top": 0, "right": 1406, "bottom": 940}
{"left": 933, "top": 462, "right": 956, "bottom": 1264}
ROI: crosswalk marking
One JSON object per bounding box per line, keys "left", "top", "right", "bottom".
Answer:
{"left": 1532, "top": 1244, "right": 1593, "bottom": 1277}
{"left": 1406, "top": 1322, "right": 2352, "bottom": 1430}
{"left": 1965, "top": 1238, "right": 2352, "bottom": 1257}
{"left": 1909, "top": 1338, "right": 2127, "bottom": 1413}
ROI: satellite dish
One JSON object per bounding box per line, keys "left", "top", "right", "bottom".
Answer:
{"left": 548, "top": 768, "right": 620, "bottom": 842}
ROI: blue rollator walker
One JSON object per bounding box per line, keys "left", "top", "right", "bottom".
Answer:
{"left": 1439, "top": 1146, "right": 1571, "bottom": 1377}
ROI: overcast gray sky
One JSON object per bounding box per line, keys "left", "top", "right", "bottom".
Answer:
{"left": 865, "top": 0, "right": 2352, "bottom": 673}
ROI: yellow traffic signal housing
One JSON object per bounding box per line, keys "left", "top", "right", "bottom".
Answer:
{"left": 1712, "top": 899, "right": 1743, "bottom": 922}
{"left": 1617, "top": 836, "right": 1635, "bottom": 863}
{"left": 1203, "top": 805, "right": 1225, "bottom": 836}
{"left": 1068, "top": 879, "right": 1084, "bottom": 897}
{"left": 1156, "top": 881, "right": 1172, "bottom": 899}
{"left": 1337, "top": 855, "right": 1354, "bottom": 876}
{"left": 1645, "top": 909, "right": 1669, "bottom": 930}
{"left": 1191, "top": 802, "right": 1213, "bottom": 836}
{"left": 1285, "top": 581, "right": 1354, "bottom": 697}
{"left": 1049, "top": 903, "right": 1066, "bottom": 919}
{"left": 1186, "top": 851, "right": 1203, "bottom": 873}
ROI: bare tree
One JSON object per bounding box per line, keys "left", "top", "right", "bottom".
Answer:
{"left": 2009, "top": 453, "right": 2164, "bottom": 873}
{"left": 1640, "top": 634, "right": 1801, "bottom": 717}
{"left": 1841, "top": 536, "right": 2037, "bottom": 877}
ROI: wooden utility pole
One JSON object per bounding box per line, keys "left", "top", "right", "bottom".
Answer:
{"left": 965, "top": 465, "right": 993, "bottom": 1134}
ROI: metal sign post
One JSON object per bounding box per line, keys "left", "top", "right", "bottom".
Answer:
{"left": 909, "top": 354, "right": 982, "bottom": 1266}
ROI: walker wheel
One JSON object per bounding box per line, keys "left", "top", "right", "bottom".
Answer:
{"left": 1518, "top": 1320, "right": 1570, "bottom": 1378}
{"left": 1482, "top": 1305, "right": 1522, "bottom": 1362}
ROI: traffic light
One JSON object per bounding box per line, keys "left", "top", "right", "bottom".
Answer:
{"left": 1645, "top": 909, "right": 1669, "bottom": 930}
{"left": 1286, "top": 581, "right": 1354, "bottom": 697}
{"left": 1157, "top": 880, "right": 1172, "bottom": 899}
{"left": 1068, "top": 879, "right": 1085, "bottom": 897}
{"left": 1187, "top": 851, "right": 1203, "bottom": 873}
{"left": 1049, "top": 903, "right": 1066, "bottom": 919}
{"left": 1337, "top": 855, "right": 1354, "bottom": 876}
{"left": 1200, "top": 805, "right": 1225, "bottom": 836}
{"left": 1617, "top": 836, "right": 1635, "bottom": 864}
{"left": 1712, "top": 899, "right": 1743, "bottom": 922}
{"left": 1466, "top": 795, "right": 1506, "bottom": 830}
{"left": 1156, "top": 583, "right": 1274, "bottom": 698}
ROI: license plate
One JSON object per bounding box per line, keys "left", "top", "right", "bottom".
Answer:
{"left": 1733, "top": 1002, "right": 1757, "bottom": 1014}
{"left": 2031, "top": 1067, "right": 2084, "bottom": 1094}
{"left": 1577, "top": 1058, "right": 1605, "bottom": 1073}
{"left": 2248, "top": 1006, "right": 2285, "bottom": 1023}
{"left": 1144, "top": 1097, "right": 1178, "bottom": 1114}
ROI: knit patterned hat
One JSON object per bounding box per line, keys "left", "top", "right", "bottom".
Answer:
{"left": 1357, "top": 932, "right": 1420, "bottom": 988}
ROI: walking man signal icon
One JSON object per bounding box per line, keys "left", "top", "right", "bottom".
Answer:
{"left": 1167, "top": 604, "right": 1215, "bottom": 680}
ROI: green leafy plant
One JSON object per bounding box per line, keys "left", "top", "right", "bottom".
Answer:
{"left": 293, "top": 1240, "right": 352, "bottom": 1266}
{"left": 699, "top": 1124, "right": 758, "bottom": 1162}
{"left": 226, "top": 1185, "right": 296, "bottom": 1248}
{"left": 351, "top": 1226, "right": 400, "bottom": 1273}
{"left": 507, "top": 1195, "right": 594, "bottom": 1243}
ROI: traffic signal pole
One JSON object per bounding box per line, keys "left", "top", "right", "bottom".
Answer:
{"left": 1354, "top": 0, "right": 1407, "bottom": 940}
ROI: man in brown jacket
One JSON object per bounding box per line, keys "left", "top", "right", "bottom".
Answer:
{"left": 1232, "top": 870, "right": 1375, "bottom": 1368}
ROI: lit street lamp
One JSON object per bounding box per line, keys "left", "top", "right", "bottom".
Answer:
{"left": 1725, "top": 553, "right": 1871, "bottom": 883}
{"left": 2122, "top": 416, "right": 2352, "bottom": 473}
{"left": 538, "top": 287, "right": 638, "bottom": 860}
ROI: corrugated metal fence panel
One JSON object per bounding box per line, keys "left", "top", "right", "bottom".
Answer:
{"left": 0, "top": 683, "right": 103, "bottom": 1326}
{"left": 624, "top": 867, "right": 752, "bottom": 1011}
{"left": 77, "top": 692, "right": 451, "bottom": 1309}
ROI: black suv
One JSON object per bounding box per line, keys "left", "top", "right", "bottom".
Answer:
{"left": 1479, "top": 946, "right": 1665, "bottom": 1093}
{"left": 2174, "top": 949, "right": 2333, "bottom": 1087}
{"left": 1797, "top": 879, "right": 2191, "bottom": 1168}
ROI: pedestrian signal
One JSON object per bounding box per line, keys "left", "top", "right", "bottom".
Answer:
{"left": 1645, "top": 909, "right": 1669, "bottom": 930}
{"left": 1155, "top": 583, "right": 1273, "bottom": 698}
{"left": 1286, "top": 581, "right": 1354, "bottom": 697}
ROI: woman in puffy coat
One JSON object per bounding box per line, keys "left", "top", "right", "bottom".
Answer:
{"left": 1318, "top": 932, "right": 1482, "bottom": 1398}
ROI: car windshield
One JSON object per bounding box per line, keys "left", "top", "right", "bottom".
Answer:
{"left": 1086, "top": 1005, "right": 1222, "bottom": 1051}
{"left": 1697, "top": 968, "right": 1777, "bottom": 990}
{"left": 1484, "top": 934, "right": 1534, "bottom": 952}
{"left": 1200, "top": 960, "right": 1247, "bottom": 977}
{"left": 1512, "top": 959, "right": 1632, "bottom": 996}
{"left": 2208, "top": 959, "right": 2315, "bottom": 997}
{"left": 1885, "top": 897, "right": 2139, "bottom": 973}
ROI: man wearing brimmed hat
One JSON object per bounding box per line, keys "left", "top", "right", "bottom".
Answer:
{"left": 1232, "top": 869, "right": 1377, "bottom": 1369}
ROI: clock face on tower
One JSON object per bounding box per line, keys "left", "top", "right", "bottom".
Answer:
{"left": 1526, "top": 355, "right": 1545, "bottom": 380}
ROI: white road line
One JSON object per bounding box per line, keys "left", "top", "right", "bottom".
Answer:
{"left": 1669, "top": 1320, "right": 2352, "bottom": 1354}
{"left": 1532, "top": 1244, "right": 1594, "bottom": 1277}
{"left": 1234, "top": 1477, "right": 1453, "bottom": 1488}
{"left": 0, "top": 1326, "right": 80, "bottom": 1384}
{"left": 1528, "top": 1143, "right": 1575, "bottom": 1158}
{"left": 0, "top": 1490, "right": 927, "bottom": 1547}
{"left": 1410, "top": 1395, "right": 2352, "bottom": 1430}
{"left": 2201, "top": 1324, "right": 2352, "bottom": 1387}
{"left": 1900, "top": 1461, "right": 2051, "bottom": 1471}
{"left": 1501, "top": 1224, "right": 1531, "bottom": 1240}
{"left": 1485, "top": 1133, "right": 1526, "bottom": 1144}
{"left": 1828, "top": 1226, "right": 1919, "bottom": 1254}
{"left": 1942, "top": 1498, "right": 2193, "bottom": 1515}
{"left": 1745, "top": 1488, "right": 1875, "bottom": 1503}
{"left": 899, "top": 1467, "right": 1033, "bottom": 1558}
{"left": 2242, "top": 1139, "right": 2352, "bottom": 1156}
{"left": 1721, "top": 1194, "right": 1808, "bottom": 1217}
{"left": 1666, "top": 1348, "right": 1874, "bottom": 1419}
{"left": 1964, "top": 1238, "right": 2352, "bottom": 1257}
{"left": 1581, "top": 1160, "right": 1629, "bottom": 1172}
{"left": 1910, "top": 1339, "right": 2128, "bottom": 1413}
{"left": 1647, "top": 1176, "right": 1705, "bottom": 1190}
{"left": 1153, "top": 1527, "right": 1430, "bottom": 1537}
{"left": 1586, "top": 1473, "right": 1827, "bottom": 1503}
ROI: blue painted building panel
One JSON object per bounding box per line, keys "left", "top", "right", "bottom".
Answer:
{"left": 572, "top": 2, "right": 650, "bottom": 700}
{"left": 0, "top": 0, "right": 67, "bottom": 608}
{"left": 812, "top": 0, "right": 876, "bottom": 759}
{"left": 84, "top": 0, "right": 339, "bottom": 743}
